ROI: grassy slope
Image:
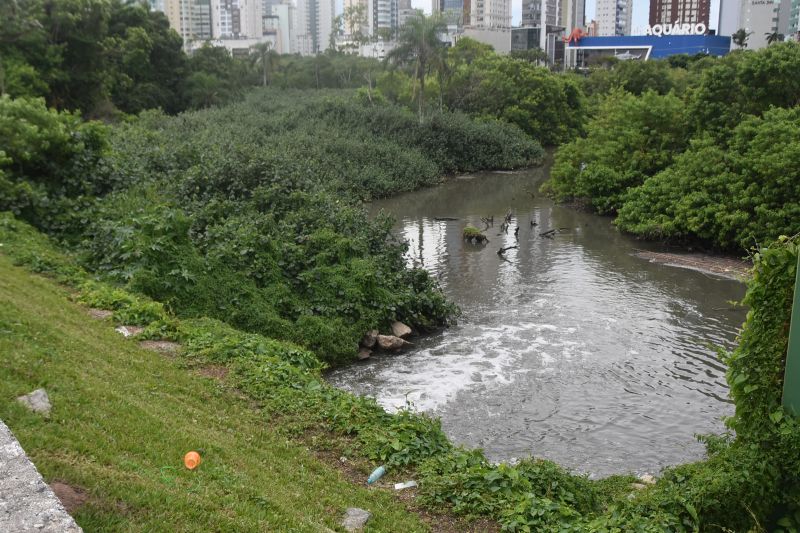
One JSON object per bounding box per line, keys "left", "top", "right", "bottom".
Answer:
{"left": 0, "top": 254, "right": 428, "bottom": 532}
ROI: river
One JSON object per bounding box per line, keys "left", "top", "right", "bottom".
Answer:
{"left": 326, "top": 166, "right": 748, "bottom": 477}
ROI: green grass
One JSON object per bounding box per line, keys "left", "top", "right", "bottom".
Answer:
{"left": 0, "top": 254, "right": 430, "bottom": 532}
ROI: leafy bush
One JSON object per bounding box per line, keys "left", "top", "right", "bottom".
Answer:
{"left": 60, "top": 91, "right": 538, "bottom": 363}
{"left": 0, "top": 96, "right": 109, "bottom": 234}
{"left": 616, "top": 107, "right": 800, "bottom": 249}
{"left": 548, "top": 43, "right": 800, "bottom": 250}
{"left": 545, "top": 89, "right": 689, "bottom": 214}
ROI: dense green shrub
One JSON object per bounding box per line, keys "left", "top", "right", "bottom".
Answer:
{"left": 548, "top": 43, "right": 800, "bottom": 250}
{"left": 373, "top": 38, "right": 585, "bottom": 146}
{"left": 688, "top": 43, "right": 800, "bottom": 137}
{"left": 440, "top": 45, "right": 585, "bottom": 146}
{"left": 0, "top": 96, "right": 109, "bottom": 234}
{"left": 616, "top": 107, "right": 800, "bottom": 249}
{"left": 64, "top": 90, "right": 542, "bottom": 363}
{"left": 580, "top": 59, "right": 690, "bottom": 98}
{"left": 544, "top": 89, "right": 689, "bottom": 214}
{"left": 6, "top": 208, "right": 800, "bottom": 531}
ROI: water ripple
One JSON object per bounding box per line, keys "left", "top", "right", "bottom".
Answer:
{"left": 331, "top": 170, "right": 746, "bottom": 477}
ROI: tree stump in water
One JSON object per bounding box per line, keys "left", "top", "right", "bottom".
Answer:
{"left": 463, "top": 226, "right": 489, "bottom": 244}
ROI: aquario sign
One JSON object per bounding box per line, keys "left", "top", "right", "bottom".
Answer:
{"left": 643, "top": 22, "right": 707, "bottom": 36}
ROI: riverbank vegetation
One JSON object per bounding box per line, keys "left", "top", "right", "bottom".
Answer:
{"left": 4, "top": 180, "right": 800, "bottom": 531}
{"left": 0, "top": 231, "right": 436, "bottom": 531}
{"left": 546, "top": 43, "right": 800, "bottom": 251}
{"left": 3, "top": 4, "right": 800, "bottom": 530}
{"left": 1, "top": 90, "right": 540, "bottom": 366}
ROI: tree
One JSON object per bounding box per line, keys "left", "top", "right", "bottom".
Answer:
{"left": 765, "top": 32, "right": 784, "bottom": 45}
{"left": 385, "top": 13, "right": 446, "bottom": 121}
{"left": 732, "top": 28, "right": 752, "bottom": 48}
{"left": 249, "top": 42, "right": 279, "bottom": 87}
{"left": 510, "top": 48, "right": 548, "bottom": 65}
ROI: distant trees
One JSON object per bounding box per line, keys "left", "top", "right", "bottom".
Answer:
{"left": 547, "top": 42, "right": 800, "bottom": 251}
{"left": 765, "top": 32, "right": 784, "bottom": 45}
{"left": 249, "top": 43, "right": 279, "bottom": 87}
{"left": 377, "top": 35, "right": 586, "bottom": 144}
{"left": 385, "top": 14, "right": 447, "bottom": 120}
{"left": 732, "top": 28, "right": 752, "bottom": 48}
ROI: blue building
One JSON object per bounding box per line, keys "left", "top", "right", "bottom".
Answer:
{"left": 567, "top": 34, "right": 731, "bottom": 65}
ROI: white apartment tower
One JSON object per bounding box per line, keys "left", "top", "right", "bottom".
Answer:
{"left": 164, "top": 0, "right": 213, "bottom": 44}
{"left": 521, "top": 0, "right": 584, "bottom": 32}
{"left": 369, "top": 0, "right": 401, "bottom": 36}
{"left": 295, "top": 0, "right": 335, "bottom": 54}
{"left": 561, "top": 0, "right": 585, "bottom": 30}
{"left": 595, "top": 0, "right": 632, "bottom": 35}
{"left": 469, "top": 0, "right": 512, "bottom": 27}
{"left": 522, "top": 0, "right": 559, "bottom": 26}
{"left": 719, "top": 0, "right": 789, "bottom": 48}
{"left": 211, "top": 0, "right": 263, "bottom": 38}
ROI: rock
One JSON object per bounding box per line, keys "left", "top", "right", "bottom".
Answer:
{"left": 87, "top": 308, "right": 113, "bottom": 320}
{"left": 17, "top": 388, "right": 51, "bottom": 415}
{"left": 357, "top": 348, "right": 371, "bottom": 360}
{"left": 341, "top": 508, "right": 371, "bottom": 532}
{"left": 390, "top": 321, "right": 412, "bottom": 338}
{"left": 115, "top": 325, "right": 144, "bottom": 337}
{"left": 639, "top": 474, "right": 656, "bottom": 485}
{"left": 361, "top": 330, "right": 379, "bottom": 348}
{"left": 138, "top": 340, "right": 181, "bottom": 355}
{"left": 630, "top": 483, "right": 647, "bottom": 490}
{"left": 377, "top": 335, "right": 411, "bottom": 351}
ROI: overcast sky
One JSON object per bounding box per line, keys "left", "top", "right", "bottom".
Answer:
{"left": 407, "top": 0, "right": 721, "bottom": 32}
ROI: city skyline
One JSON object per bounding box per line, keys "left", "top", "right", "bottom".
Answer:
{"left": 405, "top": 0, "right": 721, "bottom": 30}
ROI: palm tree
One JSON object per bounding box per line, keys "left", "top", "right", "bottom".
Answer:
{"left": 250, "top": 42, "right": 279, "bottom": 87}
{"left": 765, "top": 31, "right": 784, "bottom": 45}
{"left": 731, "top": 28, "right": 752, "bottom": 49}
{"left": 385, "top": 13, "right": 447, "bottom": 121}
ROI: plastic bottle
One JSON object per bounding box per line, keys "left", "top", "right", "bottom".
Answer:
{"left": 367, "top": 465, "right": 386, "bottom": 484}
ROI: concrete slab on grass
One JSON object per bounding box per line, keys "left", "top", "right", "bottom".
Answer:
{"left": 0, "top": 420, "right": 82, "bottom": 532}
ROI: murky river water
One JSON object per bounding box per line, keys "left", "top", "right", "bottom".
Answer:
{"left": 327, "top": 166, "right": 747, "bottom": 477}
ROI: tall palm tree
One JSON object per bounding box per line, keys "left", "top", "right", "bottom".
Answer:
{"left": 765, "top": 31, "right": 784, "bottom": 45}
{"left": 385, "top": 14, "right": 446, "bottom": 121}
{"left": 250, "top": 42, "right": 279, "bottom": 87}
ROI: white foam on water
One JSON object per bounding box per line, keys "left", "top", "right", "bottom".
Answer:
{"left": 329, "top": 321, "right": 585, "bottom": 413}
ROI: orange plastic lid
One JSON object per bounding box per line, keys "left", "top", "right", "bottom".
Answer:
{"left": 184, "top": 451, "right": 202, "bottom": 470}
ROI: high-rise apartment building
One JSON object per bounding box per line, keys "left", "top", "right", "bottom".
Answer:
{"left": 595, "top": 0, "right": 632, "bottom": 35}
{"left": 164, "top": 0, "right": 213, "bottom": 44}
{"left": 778, "top": 0, "right": 800, "bottom": 35}
{"left": 649, "top": 0, "right": 710, "bottom": 26}
{"left": 211, "top": 0, "right": 263, "bottom": 38}
{"left": 370, "top": 0, "right": 401, "bottom": 36}
{"left": 433, "top": 0, "right": 469, "bottom": 26}
{"left": 522, "top": 0, "right": 560, "bottom": 26}
{"left": 468, "top": 0, "right": 512, "bottom": 27}
{"left": 719, "top": 0, "right": 795, "bottom": 46}
{"left": 398, "top": 0, "right": 417, "bottom": 27}
{"left": 267, "top": 2, "right": 295, "bottom": 53}
{"left": 717, "top": 0, "right": 740, "bottom": 34}
{"left": 719, "top": 0, "right": 789, "bottom": 47}
{"left": 295, "top": 0, "right": 335, "bottom": 54}
{"left": 560, "top": 0, "right": 585, "bottom": 30}
{"left": 522, "top": 0, "right": 582, "bottom": 33}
